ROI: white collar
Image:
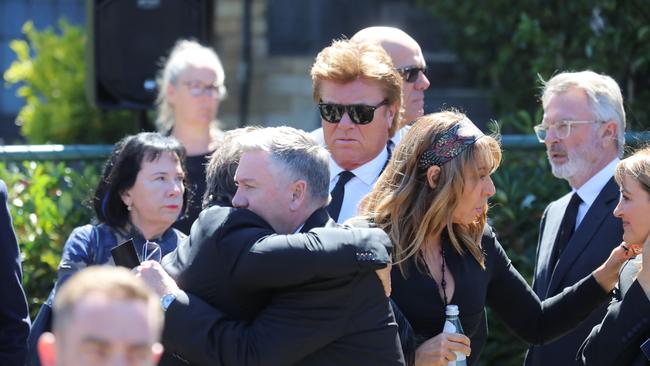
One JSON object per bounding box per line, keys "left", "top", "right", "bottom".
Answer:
{"left": 329, "top": 146, "right": 389, "bottom": 186}
{"left": 574, "top": 158, "right": 619, "bottom": 207}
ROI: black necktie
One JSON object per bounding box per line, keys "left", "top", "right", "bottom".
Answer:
{"left": 551, "top": 192, "right": 582, "bottom": 267}
{"left": 327, "top": 171, "right": 355, "bottom": 222}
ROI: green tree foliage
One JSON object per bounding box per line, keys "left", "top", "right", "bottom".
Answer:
{"left": 3, "top": 20, "right": 137, "bottom": 144}
{"left": 420, "top": 1, "right": 650, "bottom": 133}
{"left": 0, "top": 161, "right": 100, "bottom": 317}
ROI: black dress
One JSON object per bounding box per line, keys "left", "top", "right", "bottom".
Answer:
{"left": 173, "top": 152, "right": 212, "bottom": 235}
{"left": 391, "top": 226, "right": 610, "bottom": 365}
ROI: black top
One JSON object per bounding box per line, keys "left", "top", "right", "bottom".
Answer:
{"left": 578, "top": 256, "right": 650, "bottom": 366}
{"left": 391, "top": 226, "right": 610, "bottom": 365}
{"left": 173, "top": 152, "right": 212, "bottom": 235}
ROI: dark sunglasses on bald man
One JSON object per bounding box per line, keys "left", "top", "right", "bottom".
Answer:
{"left": 396, "top": 66, "right": 427, "bottom": 83}
{"left": 318, "top": 100, "right": 389, "bottom": 125}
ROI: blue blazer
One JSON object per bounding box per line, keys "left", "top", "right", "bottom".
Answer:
{"left": 526, "top": 178, "right": 623, "bottom": 366}
{"left": 0, "top": 180, "right": 31, "bottom": 365}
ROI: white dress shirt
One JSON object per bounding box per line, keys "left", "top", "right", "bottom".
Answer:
{"left": 573, "top": 158, "right": 619, "bottom": 228}
{"left": 328, "top": 147, "right": 389, "bottom": 223}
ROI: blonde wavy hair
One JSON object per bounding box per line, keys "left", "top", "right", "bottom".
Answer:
{"left": 310, "top": 39, "right": 403, "bottom": 137}
{"left": 155, "top": 39, "right": 227, "bottom": 132}
{"left": 359, "top": 111, "right": 501, "bottom": 275}
{"left": 615, "top": 146, "right": 650, "bottom": 195}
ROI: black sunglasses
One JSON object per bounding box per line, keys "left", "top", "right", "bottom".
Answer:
{"left": 318, "top": 100, "right": 389, "bottom": 125}
{"left": 396, "top": 66, "right": 427, "bottom": 83}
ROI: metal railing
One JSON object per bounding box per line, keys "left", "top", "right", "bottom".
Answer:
{"left": 1, "top": 132, "right": 649, "bottom": 161}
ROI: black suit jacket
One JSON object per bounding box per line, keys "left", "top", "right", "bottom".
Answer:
{"left": 0, "top": 180, "right": 31, "bottom": 365}
{"left": 578, "top": 256, "right": 650, "bottom": 365}
{"left": 526, "top": 178, "right": 623, "bottom": 366}
{"left": 160, "top": 206, "right": 404, "bottom": 366}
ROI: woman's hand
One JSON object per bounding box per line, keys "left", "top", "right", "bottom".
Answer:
{"left": 593, "top": 242, "right": 640, "bottom": 292}
{"left": 414, "top": 332, "right": 471, "bottom": 366}
{"left": 134, "top": 260, "right": 181, "bottom": 297}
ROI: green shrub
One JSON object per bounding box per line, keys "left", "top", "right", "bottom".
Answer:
{"left": 0, "top": 160, "right": 101, "bottom": 317}
{"left": 3, "top": 20, "right": 137, "bottom": 144}
{"left": 420, "top": 0, "right": 650, "bottom": 133}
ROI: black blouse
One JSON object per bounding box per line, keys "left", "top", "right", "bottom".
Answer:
{"left": 173, "top": 152, "right": 212, "bottom": 235}
{"left": 391, "top": 226, "right": 610, "bottom": 365}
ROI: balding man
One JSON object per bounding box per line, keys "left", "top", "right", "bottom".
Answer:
{"left": 352, "top": 26, "right": 430, "bottom": 129}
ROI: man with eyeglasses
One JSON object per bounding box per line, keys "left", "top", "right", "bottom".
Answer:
{"left": 525, "top": 70, "right": 626, "bottom": 366}
{"left": 311, "top": 39, "right": 403, "bottom": 223}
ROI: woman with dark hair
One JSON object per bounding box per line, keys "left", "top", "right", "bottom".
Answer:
{"left": 358, "top": 111, "right": 634, "bottom": 366}
{"left": 56, "top": 132, "right": 188, "bottom": 288}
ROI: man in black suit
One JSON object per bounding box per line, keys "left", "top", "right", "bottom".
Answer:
{"left": 0, "top": 179, "right": 31, "bottom": 365}
{"left": 137, "top": 126, "right": 404, "bottom": 365}
{"left": 525, "top": 71, "right": 626, "bottom": 365}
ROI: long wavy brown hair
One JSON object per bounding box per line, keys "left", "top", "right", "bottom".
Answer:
{"left": 359, "top": 111, "right": 502, "bottom": 275}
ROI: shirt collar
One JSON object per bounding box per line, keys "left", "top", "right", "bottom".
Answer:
{"left": 574, "top": 158, "right": 619, "bottom": 207}
{"left": 329, "top": 145, "right": 389, "bottom": 186}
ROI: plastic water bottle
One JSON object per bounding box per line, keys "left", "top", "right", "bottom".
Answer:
{"left": 443, "top": 304, "right": 467, "bottom": 366}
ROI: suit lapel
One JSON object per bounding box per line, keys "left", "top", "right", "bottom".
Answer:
{"left": 547, "top": 178, "right": 619, "bottom": 295}
{"left": 536, "top": 193, "right": 572, "bottom": 295}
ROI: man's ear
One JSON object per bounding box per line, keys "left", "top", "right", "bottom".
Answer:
{"left": 601, "top": 120, "right": 618, "bottom": 147}
{"left": 386, "top": 102, "right": 398, "bottom": 129}
{"left": 289, "top": 180, "right": 307, "bottom": 211}
{"left": 38, "top": 332, "right": 57, "bottom": 366}
{"left": 426, "top": 165, "right": 441, "bottom": 189}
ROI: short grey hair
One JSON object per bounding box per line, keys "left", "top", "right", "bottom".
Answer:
{"left": 237, "top": 127, "right": 330, "bottom": 207}
{"left": 541, "top": 70, "right": 626, "bottom": 157}
{"left": 203, "top": 127, "right": 259, "bottom": 208}
{"left": 155, "top": 39, "right": 227, "bottom": 132}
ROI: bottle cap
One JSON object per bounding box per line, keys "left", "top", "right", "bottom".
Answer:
{"left": 445, "top": 304, "right": 459, "bottom": 316}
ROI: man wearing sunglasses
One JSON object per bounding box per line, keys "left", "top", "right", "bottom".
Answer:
{"left": 311, "top": 39, "right": 402, "bottom": 223}
{"left": 526, "top": 70, "right": 626, "bottom": 366}
{"left": 352, "top": 26, "right": 430, "bottom": 128}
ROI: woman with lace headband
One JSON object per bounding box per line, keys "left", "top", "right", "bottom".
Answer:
{"left": 358, "top": 110, "right": 635, "bottom": 366}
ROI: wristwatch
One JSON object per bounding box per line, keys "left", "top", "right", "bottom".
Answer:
{"left": 160, "top": 293, "right": 177, "bottom": 312}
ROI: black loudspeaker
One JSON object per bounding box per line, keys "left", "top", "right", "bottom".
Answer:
{"left": 86, "top": 0, "right": 214, "bottom": 110}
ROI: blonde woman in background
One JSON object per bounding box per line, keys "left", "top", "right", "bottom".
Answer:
{"left": 156, "top": 39, "right": 226, "bottom": 234}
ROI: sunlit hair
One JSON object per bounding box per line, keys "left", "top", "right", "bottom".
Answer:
{"left": 52, "top": 266, "right": 163, "bottom": 340}
{"left": 203, "top": 126, "right": 260, "bottom": 208}
{"left": 310, "top": 39, "right": 403, "bottom": 137}
{"left": 615, "top": 146, "right": 650, "bottom": 195}
{"left": 541, "top": 70, "right": 625, "bottom": 157}
{"left": 359, "top": 111, "right": 501, "bottom": 275}
{"left": 155, "top": 39, "right": 227, "bottom": 132}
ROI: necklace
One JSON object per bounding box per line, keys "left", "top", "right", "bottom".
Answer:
{"left": 440, "top": 245, "right": 448, "bottom": 306}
